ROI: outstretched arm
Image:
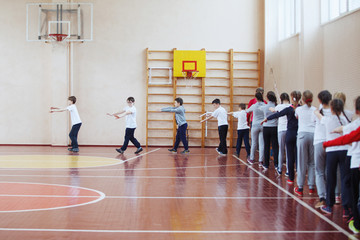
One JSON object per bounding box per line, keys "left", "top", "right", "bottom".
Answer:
{"left": 323, "top": 126, "right": 360, "bottom": 148}
{"left": 50, "top": 107, "right": 67, "bottom": 113}
{"left": 200, "top": 115, "right": 213, "bottom": 123}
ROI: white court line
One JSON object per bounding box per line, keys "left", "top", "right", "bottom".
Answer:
{"left": 232, "top": 155, "right": 354, "bottom": 240}
{"left": 0, "top": 195, "right": 99, "bottom": 198}
{"left": 0, "top": 174, "right": 261, "bottom": 179}
{"left": 0, "top": 228, "right": 340, "bottom": 234}
{"left": 0, "top": 163, "right": 242, "bottom": 171}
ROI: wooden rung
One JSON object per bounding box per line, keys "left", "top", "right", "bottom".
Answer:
{"left": 233, "top": 94, "right": 254, "bottom": 97}
{"left": 148, "top": 59, "right": 173, "bottom": 61}
{"left": 187, "top": 137, "right": 202, "bottom": 139}
{"left": 205, "top": 94, "right": 230, "bottom": 97}
{"left": 176, "top": 85, "right": 202, "bottom": 88}
{"left": 148, "top": 102, "right": 174, "bottom": 104}
{"left": 205, "top": 85, "right": 230, "bottom": 88}
{"left": 148, "top": 50, "right": 173, "bottom": 53}
{"left": 148, "top": 84, "right": 173, "bottom": 87}
{"left": 205, "top": 77, "right": 229, "bottom": 79}
{"left": 206, "top": 51, "right": 229, "bottom": 53}
{"left": 148, "top": 128, "right": 173, "bottom": 130}
{"left": 176, "top": 94, "right": 202, "bottom": 96}
{"left": 148, "top": 136, "right": 173, "bottom": 139}
{"left": 232, "top": 86, "right": 258, "bottom": 88}
{"left": 148, "top": 93, "right": 174, "bottom": 96}
{"left": 206, "top": 59, "right": 230, "bottom": 62}
{"left": 147, "top": 119, "right": 173, "bottom": 122}
{"left": 233, "top": 77, "right": 258, "bottom": 80}
{"left": 233, "top": 60, "right": 258, "bottom": 63}
{"left": 233, "top": 51, "right": 257, "bottom": 54}
{"left": 150, "top": 76, "right": 173, "bottom": 78}
{"left": 204, "top": 102, "right": 230, "bottom": 105}
{"left": 207, "top": 68, "right": 230, "bottom": 71}
{"left": 205, "top": 137, "right": 232, "bottom": 140}
{"left": 233, "top": 69, "right": 259, "bottom": 71}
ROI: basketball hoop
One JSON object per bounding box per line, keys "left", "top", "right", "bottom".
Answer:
{"left": 181, "top": 70, "right": 199, "bottom": 87}
{"left": 49, "top": 33, "right": 68, "bottom": 42}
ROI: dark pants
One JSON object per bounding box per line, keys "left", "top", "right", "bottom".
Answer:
{"left": 218, "top": 125, "right": 228, "bottom": 154}
{"left": 286, "top": 129, "right": 297, "bottom": 181}
{"left": 69, "top": 123, "right": 81, "bottom": 148}
{"left": 325, "top": 150, "right": 349, "bottom": 207}
{"left": 121, "top": 128, "right": 141, "bottom": 151}
{"left": 350, "top": 166, "right": 360, "bottom": 229}
{"left": 236, "top": 129, "right": 250, "bottom": 156}
{"left": 174, "top": 123, "right": 188, "bottom": 150}
{"left": 263, "top": 126, "right": 279, "bottom": 168}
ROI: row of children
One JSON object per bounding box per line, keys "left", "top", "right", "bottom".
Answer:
{"left": 230, "top": 87, "right": 360, "bottom": 234}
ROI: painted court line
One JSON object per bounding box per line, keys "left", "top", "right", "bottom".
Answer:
{"left": 232, "top": 155, "right": 355, "bottom": 240}
{"left": 0, "top": 228, "right": 340, "bottom": 234}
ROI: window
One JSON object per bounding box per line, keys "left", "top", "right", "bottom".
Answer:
{"left": 279, "top": 0, "right": 301, "bottom": 40}
{"left": 321, "top": 0, "right": 360, "bottom": 23}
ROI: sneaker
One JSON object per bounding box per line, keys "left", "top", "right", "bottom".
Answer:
{"left": 348, "top": 220, "right": 360, "bottom": 234}
{"left": 134, "top": 147, "right": 143, "bottom": 154}
{"left": 287, "top": 179, "right": 294, "bottom": 185}
{"left": 116, "top": 148, "right": 124, "bottom": 154}
{"left": 67, "top": 148, "right": 73, "bottom": 151}
{"left": 258, "top": 162, "right": 263, "bottom": 168}
{"left": 294, "top": 187, "right": 303, "bottom": 197}
{"left": 262, "top": 165, "right": 269, "bottom": 170}
{"left": 320, "top": 205, "right": 332, "bottom": 214}
{"left": 275, "top": 168, "right": 282, "bottom": 176}
{"left": 181, "top": 150, "right": 190, "bottom": 154}
{"left": 72, "top": 148, "right": 79, "bottom": 152}
{"left": 343, "top": 208, "right": 350, "bottom": 218}
{"left": 315, "top": 200, "right": 326, "bottom": 209}
{"left": 285, "top": 172, "right": 289, "bottom": 177}
{"left": 247, "top": 158, "right": 254, "bottom": 165}
{"left": 168, "top": 148, "right": 177, "bottom": 153}
{"left": 335, "top": 195, "right": 341, "bottom": 204}
{"left": 215, "top": 148, "right": 221, "bottom": 154}
{"left": 309, "top": 188, "right": 317, "bottom": 196}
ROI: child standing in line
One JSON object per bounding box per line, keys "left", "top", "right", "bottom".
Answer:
{"left": 50, "top": 96, "right": 82, "bottom": 152}
{"left": 228, "top": 103, "right": 250, "bottom": 159}
{"left": 161, "top": 97, "right": 189, "bottom": 154}
{"left": 312, "top": 90, "right": 332, "bottom": 208}
{"left": 108, "top": 97, "right": 143, "bottom": 154}
{"left": 323, "top": 96, "right": 360, "bottom": 233}
{"left": 201, "top": 99, "right": 228, "bottom": 155}
{"left": 260, "top": 91, "right": 279, "bottom": 170}
{"left": 275, "top": 93, "right": 291, "bottom": 175}
{"left": 294, "top": 90, "right": 316, "bottom": 197}
{"left": 246, "top": 92, "right": 266, "bottom": 166}
{"left": 314, "top": 99, "right": 351, "bottom": 215}
{"left": 263, "top": 91, "right": 301, "bottom": 185}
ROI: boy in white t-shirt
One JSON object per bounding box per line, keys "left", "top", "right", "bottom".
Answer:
{"left": 228, "top": 103, "right": 250, "bottom": 158}
{"left": 201, "top": 98, "right": 228, "bottom": 155}
{"left": 108, "top": 97, "right": 143, "bottom": 154}
{"left": 50, "top": 96, "right": 82, "bottom": 152}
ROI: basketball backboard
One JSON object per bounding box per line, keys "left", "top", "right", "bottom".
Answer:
{"left": 26, "top": 3, "right": 93, "bottom": 42}
{"left": 173, "top": 50, "right": 206, "bottom": 78}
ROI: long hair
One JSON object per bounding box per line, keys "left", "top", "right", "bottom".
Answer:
{"left": 267, "top": 91, "right": 277, "bottom": 106}
{"left": 302, "top": 90, "right": 313, "bottom": 107}
{"left": 330, "top": 99, "right": 345, "bottom": 126}
{"left": 255, "top": 92, "right": 264, "bottom": 102}
{"left": 280, "top": 92, "right": 290, "bottom": 104}
{"left": 290, "top": 91, "right": 301, "bottom": 107}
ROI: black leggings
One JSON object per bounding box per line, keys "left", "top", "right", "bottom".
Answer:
{"left": 285, "top": 129, "right": 297, "bottom": 181}
{"left": 263, "top": 126, "right": 279, "bottom": 168}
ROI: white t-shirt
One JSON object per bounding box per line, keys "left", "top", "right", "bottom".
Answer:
{"left": 321, "top": 115, "right": 348, "bottom": 152}
{"left": 212, "top": 106, "right": 228, "bottom": 126}
{"left": 295, "top": 105, "right": 316, "bottom": 133}
{"left": 124, "top": 106, "right": 137, "bottom": 128}
{"left": 313, "top": 108, "right": 331, "bottom": 145}
{"left": 343, "top": 118, "right": 360, "bottom": 159}
{"left": 66, "top": 105, "right": 82, "bottom": 126}
{"left": 275, "top": 103, "right": 290, "bottom": 132}
{"left": 233, "top": 110, "right": 249, "bottom": 130}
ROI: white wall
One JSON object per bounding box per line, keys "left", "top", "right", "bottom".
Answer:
{"left": 0, "top": 0, "right": 265, "bottom": 145}
{"left": 265, "top": 0, "right": 360, "bottom": 110}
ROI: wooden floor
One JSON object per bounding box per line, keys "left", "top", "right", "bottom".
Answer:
{"left": 0, "top": 146, "right": 356, "bottom": 240}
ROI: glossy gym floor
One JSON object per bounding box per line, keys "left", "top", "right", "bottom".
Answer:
{"left": 0, "top": 146, "right": 355, "bottom": 239}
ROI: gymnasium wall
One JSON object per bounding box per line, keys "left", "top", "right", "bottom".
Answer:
{"left": 264, "top": 0, "right": 360, "bottom": 110}
{"left": 0, "top": 0, "right": 265, "bottom": 145}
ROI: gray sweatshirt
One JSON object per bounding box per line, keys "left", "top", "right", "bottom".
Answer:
{"left": 260, "top": 101, "right": 278, "bottom": 127}
{"left": 246, "top": 102, "right": 265, "bottom": 127}
{"left": 161, "top": 106, "right": 187, "bottom": 126}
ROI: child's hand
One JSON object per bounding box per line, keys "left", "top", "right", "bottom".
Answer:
{"left": 269, "top": 107, "right": 276, "bottom": 112}
{"left": 331, "top": 126, "right": 343, "bottom": 134}
{"left": 115, "top": 115, "right": 120, "bottom": 119}
{"left": 314, "top": 110, "right": 320, "bottom": 115}
{"left": 106, "top": 113, "right": 113, "bottom": 116}
{"left": 260, "top": 118, "right": 267, "bottom": 125}
{"left": 227, "top": 112, "right": 233, "bottom": 115}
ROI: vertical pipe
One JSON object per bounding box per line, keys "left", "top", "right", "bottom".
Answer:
{"left": 172, "top": 48, "right": 177, "bottom": 146}
{"left": 56, "top": 4, "right": 59, "bottom": 34}
{"left": 38, "top": 5, "right": 42, "bottom": 40}
{"left": 77, "top": 4, "right": 81, "bottom": 39}
{"left": 60, "top": 4, "right": 63, "bottom": 34}
{"left": 145, "top": 48, "right": 149, "bottom": 147}
{"left": 201, "top": 48, "right": 206, "bottom": 147}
